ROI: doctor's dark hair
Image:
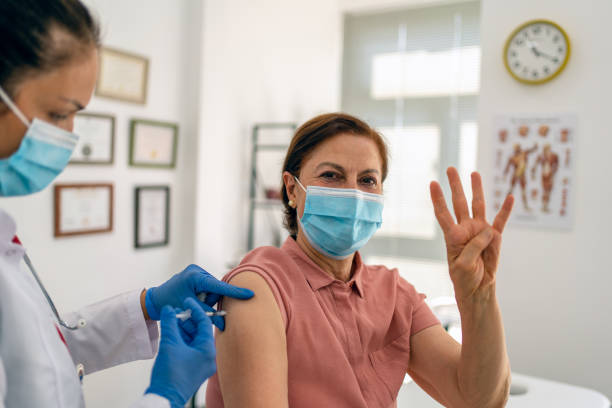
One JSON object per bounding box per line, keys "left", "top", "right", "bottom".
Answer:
{"left": 0, "top": 0, "right": 100, "bottom": 100}
{"left": 280, "top": 112, "right": 389, "bottom": 236}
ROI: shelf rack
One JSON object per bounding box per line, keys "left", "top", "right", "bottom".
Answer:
{"left": 247, "top": 123, "right": 297, "bottom": 251}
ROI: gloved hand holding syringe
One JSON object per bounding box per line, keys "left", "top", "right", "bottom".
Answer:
{"left": 144, "top": 264, "right": 251, "bottom": 330}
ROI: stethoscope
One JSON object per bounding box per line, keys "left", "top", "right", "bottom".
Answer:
{"left": 20, "top": 243, "right": 88, "bottom": 382}
{"left": 18, "top": 239, "right": 80, "bottom": 330}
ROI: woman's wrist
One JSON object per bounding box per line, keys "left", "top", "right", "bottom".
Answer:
{"left": 456, "top": 285, "right": 499, "bottom": 327}
{"left": 456, "top": 283, "right": 496, "bottom": 309}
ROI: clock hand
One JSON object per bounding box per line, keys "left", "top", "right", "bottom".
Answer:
{"left": 525, "top": 35, "right": 559, "bottom": 62}
{"left": 523, "top": 35, "right": 541, "bottom": 57}
{"left": 535, "top": 49, "right": 559, "bottom": 62}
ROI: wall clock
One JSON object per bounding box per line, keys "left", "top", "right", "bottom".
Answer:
{"left": 504, "top": 20, "right": 570, "bottom": 85}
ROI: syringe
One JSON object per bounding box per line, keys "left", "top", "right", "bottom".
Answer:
{"left": 176, "top": 309, "right": 227, "bottom": 321}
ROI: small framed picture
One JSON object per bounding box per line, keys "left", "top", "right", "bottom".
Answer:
{"left": 135, "top": 186, "right": 170, "bottom": 248}
{"left": 54, "top": 183, "right": 114, "bottom": 237}
{"left": 96, "top": 47, "right": 149, "bottom": 104}
{"left": 129, "top": 119, "right": 178, "bottom": 168}
{"left": 70, "top": 113, "right": 115, "bottom": 164}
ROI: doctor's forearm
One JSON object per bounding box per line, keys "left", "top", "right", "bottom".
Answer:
{"left": 456, "top": 287, "right": 511, "bottom": 407}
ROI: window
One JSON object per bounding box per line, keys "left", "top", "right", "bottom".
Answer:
{"left": 342, "top": 1, "right": 481, "bottom": 269}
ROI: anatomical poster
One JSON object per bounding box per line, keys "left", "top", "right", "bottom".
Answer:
{"left": 491, "top": 114, "right": 576, "bottom": 230}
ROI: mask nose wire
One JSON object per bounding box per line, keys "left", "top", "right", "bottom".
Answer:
{"left": 0, "top": 85, "right": 31, "bottom": 127}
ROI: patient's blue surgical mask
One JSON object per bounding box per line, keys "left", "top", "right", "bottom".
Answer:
{"left": 294, "top": 176, "right": 384, "bottom": 260}
{"left": 0, "top": 86, "right": 78, "bottom": 197}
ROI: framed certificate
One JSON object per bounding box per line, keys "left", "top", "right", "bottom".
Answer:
{"left": 129, "top": 119, "right": 178, "bottom": 168}
{"left": 70, "top": 113, "right": 115, "bottom": 164}
{"left": 96, "top": 47, "right": 149, "bottom": 104}
{"left": 134, "top": 186, "right": 170, "bottom": 248}
{"left": 54, "top": 183, "right": 114, "bottom": 237}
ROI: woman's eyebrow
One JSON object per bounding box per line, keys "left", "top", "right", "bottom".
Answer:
{"left": 315, "top": 162, "right": 345, "bottom": 173}
{"left": 359, "top": 168, "right": 380, "bottom": 176}
{"left": 315, "top": 163, "right": 380, "bottom": 176}
{"left": 59, "top": 96, "right": 85, "bottom": 111}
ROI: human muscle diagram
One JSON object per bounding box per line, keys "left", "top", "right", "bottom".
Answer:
{"left": 504, "top": 143, "right": 538, "bottom": 211}
{"left": 492, "top": 114, "right": 576, "bottom": 229}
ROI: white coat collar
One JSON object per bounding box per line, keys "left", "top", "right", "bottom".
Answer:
{"left": 0, "top": 208, "right": 25, "bottom": 264}
{"left": 0, "top": 208, "right": 17, "bottom": 244}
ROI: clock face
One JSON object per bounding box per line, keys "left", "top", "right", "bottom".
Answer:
{"left": 504, "top": 20, "right": 570, "bottom": 84}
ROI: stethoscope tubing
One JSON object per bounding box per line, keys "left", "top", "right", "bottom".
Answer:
{"left": 23, "top": 252, "right": 79, "bottom": 330}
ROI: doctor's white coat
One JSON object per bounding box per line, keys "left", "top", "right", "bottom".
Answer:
{"left": 0, "top": 209, "right": 170, "bottom": 408}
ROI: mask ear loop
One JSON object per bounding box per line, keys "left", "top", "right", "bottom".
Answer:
{"left": 293, "top": 175, "right": 307, "bottom": 193}
{"left": 0, "top": 86, "right": 31, "bottom": 127}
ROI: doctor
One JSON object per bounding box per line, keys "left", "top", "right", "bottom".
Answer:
{"left": 0, "top": 1, "right": 254, "bottom": 407}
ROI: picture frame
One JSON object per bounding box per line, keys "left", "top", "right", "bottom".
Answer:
{"left": 129, "top": 119, "right": 179, "bottom": 169}
{"left": 95, "top": 47, "right": 149, "bottom": 104}
{"left": 70, "top": 113, "right": 115, "bottom": 165}
{"left": 54, "top": 183, "right": 114, "bottom": 237}
{"left": 134, "top": 186, "right": 170, "bottom": 249}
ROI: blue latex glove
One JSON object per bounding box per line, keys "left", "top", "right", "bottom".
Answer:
{"left": 145, "top": 264, "right": 254, "bottom": 330}
{"left": 146, "top": 298, "right": 216, "bottom": 408}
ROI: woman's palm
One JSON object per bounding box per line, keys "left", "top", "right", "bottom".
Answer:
{"left": 430, "top": 169, "right": 513, "bottom": 302}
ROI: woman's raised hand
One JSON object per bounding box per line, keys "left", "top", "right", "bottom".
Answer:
{"left": 430, "top": 168, "right": 514, "bottom": 303}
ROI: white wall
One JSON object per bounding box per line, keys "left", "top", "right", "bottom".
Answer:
{"left": 194, "top": 0, "right": 342, "bottom": 274}
{"left": 0, "top": 1, "right": 203, "bottom": 406}
{"left": 478, "top": 0, "right": 612, "bottom": 399}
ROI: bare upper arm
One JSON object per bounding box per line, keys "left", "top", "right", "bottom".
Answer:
{"left": 216, "top": 271, "right": 288, "bottom": 408}
{"left": 409, "top": 325, "right": 464, "bottom": 407}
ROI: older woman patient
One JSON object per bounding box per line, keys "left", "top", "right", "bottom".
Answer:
{"left": 206, "top": 113, "right": 513, "bottom": 408}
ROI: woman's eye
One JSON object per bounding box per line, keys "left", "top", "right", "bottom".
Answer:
{"left": 361, "top": 177, "right": 378, "bottom": 186}
{"left": 321, "top": 171, "right": 340, "bottom": 179}
{"left": 49, "top": 112, "right": 69, "bottom": 122}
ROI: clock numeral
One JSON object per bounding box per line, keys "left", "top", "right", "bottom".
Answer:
{"left": 511, "top": 51, "right": 517, "bottom": 58}
{"left": 532, "top": 26, "right": 541, "bottom": 34}
{"left": 558, "top": 47, "right": 564, "bottom": 54}
{"left": 513, "top": 61, "right": 521, "bottom": 69}
{"left": 543, "top": 66, "right": 550, "bottom": 74}
{"left": 532, "top": 70, "right": 539, "bottom": 78}
{"left": 553, "top": 35, "right": 560, "bottom": 43}
{"left": 515, "top": 38, "right": 524, "bottom": 46}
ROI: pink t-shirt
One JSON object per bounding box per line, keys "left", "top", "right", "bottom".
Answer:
{"left": 206, "top": 237, "right": 440, "bottom": 408}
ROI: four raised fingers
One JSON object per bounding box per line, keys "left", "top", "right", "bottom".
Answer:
{"left": 432, "top": 167, "right": 514, "bottom": 235}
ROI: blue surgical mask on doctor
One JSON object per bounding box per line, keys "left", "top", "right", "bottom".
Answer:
{"left": 0, "top": 86, "right": 79, "bottom": 197}
{"left": 294, "top": 176, "right": 384, "bottom": 260}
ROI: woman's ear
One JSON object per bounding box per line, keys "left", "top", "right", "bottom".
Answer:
{"left": 282, "top": 171, "right": 296, "bottom": 205}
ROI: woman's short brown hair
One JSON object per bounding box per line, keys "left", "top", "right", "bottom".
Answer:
{"left": 281, "top": 112, "right": 389, "bottom": 236}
